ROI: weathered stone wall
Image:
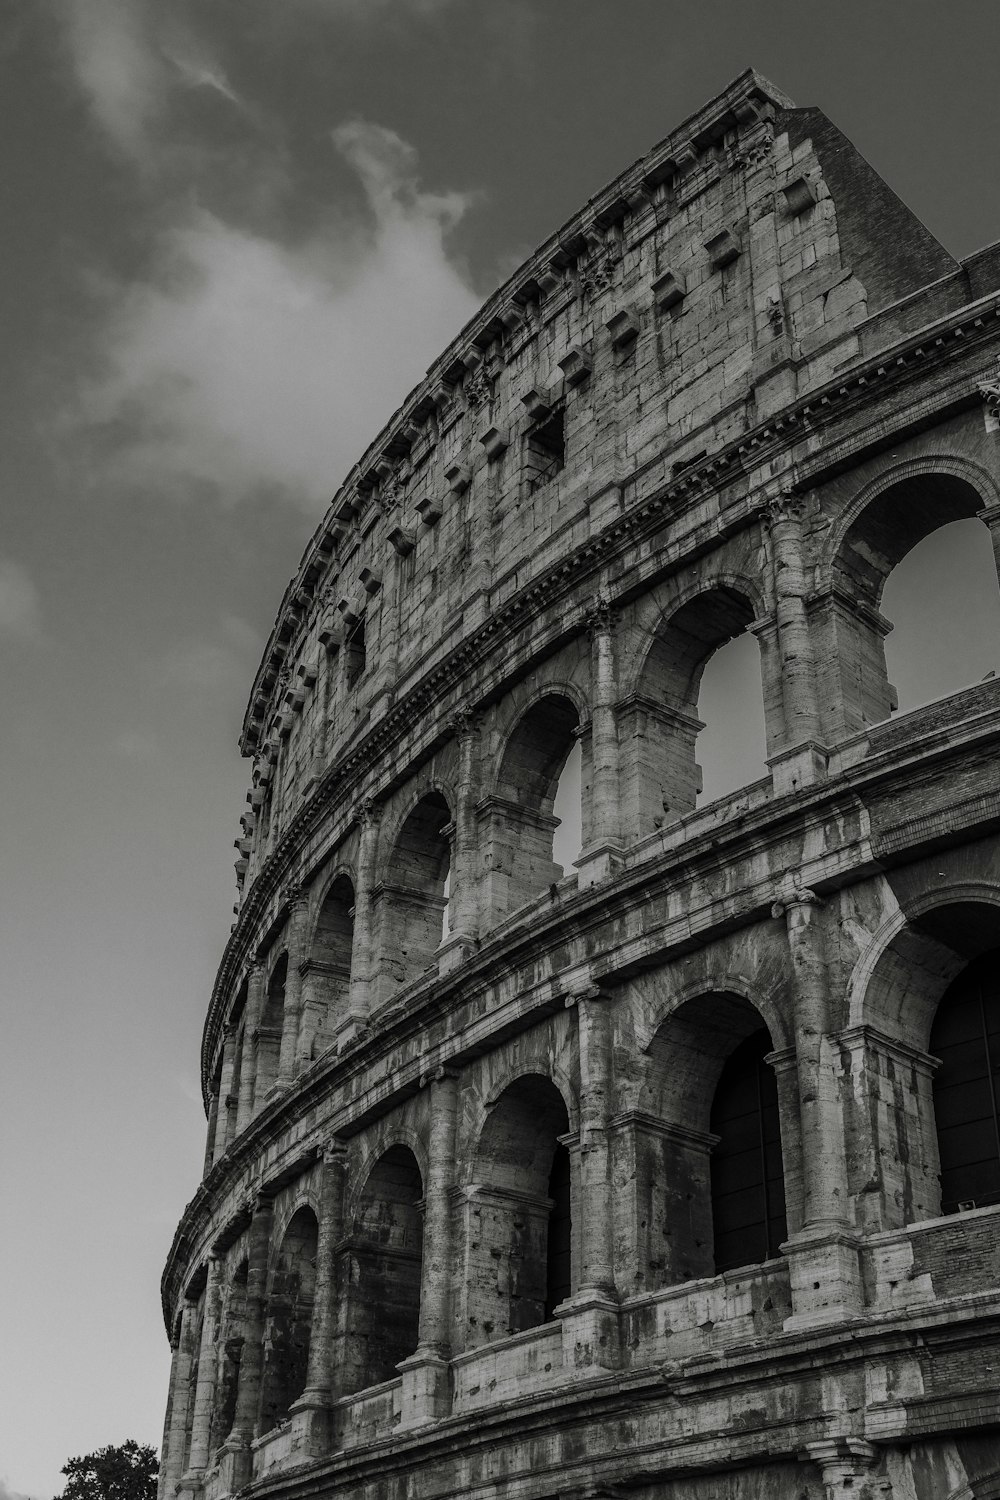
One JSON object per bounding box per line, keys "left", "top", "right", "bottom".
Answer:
{"left": 162, "top": 69, "right": 1000, "bottom": 1500}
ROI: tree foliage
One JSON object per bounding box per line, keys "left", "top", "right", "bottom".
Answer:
{"left": 55, "top": 1441, "right": 158, "bottom": 1500}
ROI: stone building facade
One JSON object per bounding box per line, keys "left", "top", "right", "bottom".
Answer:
{"left": 159, "top": 71, "right": 1000, "bottom": 1500}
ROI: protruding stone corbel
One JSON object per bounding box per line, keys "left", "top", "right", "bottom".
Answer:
{"left": 337, "top": 597, "right": 359, "bottom": 627}
{"left": 388, "top": 525, "right": 416, "bottom": 556}
{"left": 558, "top": 344, "right": 593, "bottom": 387}
{"left": 520, "top": 386, "right": 553, "bottom": 422}
{"left": 359, "top": 567, "right": 381, "bottom": 596}
{"left": 479, "top": 425, "right": 508, "bottom": 461}
{"left": 605, "top": 307, "right": 639, "bottom": 350}
{"left": 783, "top": 175, "right": 817, "bottom": 215}
{"left": 444, "top": 460, "right": 470, "bottom": 494}
{"left": 652, "top": 268, "right": 686, "bottom": 312}
{"left": 705, "top": 227, "right": 740, "bottom": 268}
{"left": 415, "top": 496, "right": 443, "bottom": 526}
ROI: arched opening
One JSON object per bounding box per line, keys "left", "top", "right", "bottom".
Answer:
{"left": 931, "top": 950, "right": 1000, "bottom": 1215}
{"left": 211, "top": 1261, "right": 247, "bottom": 1453}
{"left": 255, "top": 953, "right": 286, "bottom": 1099}
{"left": 379, "top": 793, "right": 451, "bottom": 992}
{"left": 485, "top": 694, "right": 582, "bottom": 920}
{"left": 710, "top": 1028, "right": 787, "bottom": 1272}
{"left": 303, "top": 875, "right": 355, "bottom": 1056}
{"left": 551, "top": 738, "right": 584, "bottom": 874}
{"left": 632, "top": 586, "right": 762, "bottom": 831}
{"left": 852, "top": 897, "right": 1000, "bottom": 1229}
{"left": 696, "top": 632, "right": 768, "bottom": 805}
{"left": 259, "top": 1207, "right": 318, "bottom": 1434}
{"left": 882, "top": 517, "right": 1000, "bottom": 713}
{"left": 466, "top": 1075, "right": 572, "bottom": 1346}
{"left": 638, "top": 992, "right": 790, "bottom": 1287}
{"left": 829, "top": 471, "right": 996, "bottom": 735}
{"left": 343, "top": 1146, "right": 424, "bottom": 1394}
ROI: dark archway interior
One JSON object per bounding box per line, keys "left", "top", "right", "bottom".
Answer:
{"left": 344, "top": 1145, "right": 424, "bottom": 1393}
{"left": 710, "top": 1028, "right": 787, "bottom": 1272}
{"left": 931, "top": 949, "right": 1000, "bottom": 1215}
{"left": 259, "top": 1207, "right": 319, "bottom": 1434}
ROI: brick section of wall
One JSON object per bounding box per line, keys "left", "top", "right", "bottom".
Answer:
{"left": 780, "top": 106, "right": 958, "bottom": 314}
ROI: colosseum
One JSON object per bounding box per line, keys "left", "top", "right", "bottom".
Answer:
{"left": 159, "top": 70, "right": 1000, "bottom": 1500}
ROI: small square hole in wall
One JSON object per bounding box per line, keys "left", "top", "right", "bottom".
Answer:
{"left": 524, "top": 405, "right": 565, "bottom": 494}
{"left": 344, "top": 618, "right": 366, "bottom": 687}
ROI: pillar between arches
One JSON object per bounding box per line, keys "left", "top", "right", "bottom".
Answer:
{"left": 276, "top": 890, "right": 309, "bottom": 1086}
{"left": 179, "top": 1256, "right": 224, "bottom": 1491}
{"left": 553, "top": 975, "right": 621, "bottom": 1373}
{"left": 398, "top": 1067, "right": 460, "bottom": 1427}
{"left": 341, "top": 797, "right": 381, "bottom": 1046}
{"left": 216, "top": 1195, "right": 274, "bottom": 1493}
{"left": 760, "top": 488, "right": 829, "bottom": 795}
{"left": 774, "top": 887, "right": 862, "bottom": 1330}
{"left": 576, "top": 601, "right": 625, "bottom": 888}
{"left": 236, "top": 964, "right": 265, "bottom": 1131}
{"left": 160, "top": 1300, "right": 199, "bottom": 1500}
{"left": 288, "top": 1139, "right": 348, "bottom": 1456}
{"left": 437, "top": 709, "right": 481, "bottom": 973}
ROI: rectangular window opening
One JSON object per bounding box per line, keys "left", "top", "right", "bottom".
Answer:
{"left": 344, "top": 619, "right": 366, "bottom": 688}
{"left": 525, "top": 406, "right": 565, "bottom": 495}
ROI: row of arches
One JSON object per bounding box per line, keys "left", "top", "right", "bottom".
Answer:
{"left": 176, "top": 931, "right": 1000, "bottom": 1486}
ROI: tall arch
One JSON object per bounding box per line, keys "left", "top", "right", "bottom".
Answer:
{"left": 849, "top": 893, "right": 1000, "bottom": 1228}
{"left": 637, "top": 991, "right": 790, "bottom": 1287}
{"left": 211, "top": 1260, "right": 248, "bottom": 1452}
{"left": 630, "top": 585, "right": 763, "bottom": 831}
{"left": 464, "top": 1074, "right": 572, "bottom": 1348}
{"left": 823, "top": 464, "right": 997, "bottom": 737}
{"left": 258, "top": 1206, "right": 319, "bottom": 1434}
{"left": 301, "top": 873, "right": 355, "bottom": 1057}
{"left": 342, "top": 1145, "right": 424, "bottom": 1395}
{"left": 377, "top": 793, "right": 451, "bottom": 994}
{"left": 482, "top": 693, "right": 582, "bottom": 921}
{"left": 930, "top": 950, "right": 1000, "bottom": 1215}
{"left": 255, "top": 953, "right": 287, "bottom": 1100}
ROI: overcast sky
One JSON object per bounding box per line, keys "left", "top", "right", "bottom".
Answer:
{"left": 3, "top": 3, "right": 1000, "bottom": 1496}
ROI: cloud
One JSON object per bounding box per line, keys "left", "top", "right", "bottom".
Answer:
{"left": 70, "top": 121, "right": 480, "bottom": 512}
{"left": 59, "top": 0, "right": 168, "bottom": 162}
{"left": 0, "top": 560, "right": 42, "bottom": 642}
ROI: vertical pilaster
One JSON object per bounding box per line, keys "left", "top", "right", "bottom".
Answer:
{"left": 202, "top": 1086, "right": 220, "bottom": 1180}
{"left": 160, "top": 1301, "right": 197, "bottom": 1500}
{"left": 181, "top": 1257, "right": 223, "bottom": 1482}
{"left": 774, "top": 888, "right": 861, "bottom": 1327}
{"left": 237, "top": 964, "right": 265, "bottom": 1131}
{"left": 222, "top": 1196, "right": 274, "bottom": 1491}
{"left": 762, "top": 490, "right": 827, "bottom": 793}
{"left": 439, "top": 712, "right": 480, "bottom": 970}
{"left": 400, "top": 1068, "right": 459, "bottom": 1425}
{"left": 577, "top": 601, "right": 623, "bottom": 887}
{"left": 344, "top": 798, "right": 381, "bottom": 1037}
{"left": 557, "top": 976, "right": 620, "bottom": 1372}
{"left": 289, "top": 1139, "right": 348, "bottom": 1453}
{"left": 276, "top": 889, "right": 309, "bottom": 1085}
{"left": 211, "top": 1026, "right": 238, "bottom": 1165}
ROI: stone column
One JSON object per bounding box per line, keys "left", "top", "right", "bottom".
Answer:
{"left": 222, "top": 1196, "right": 274, "bottom": 1491}
{"left": 439, "top": 712, "right": 480, "bottom": 971}
{"left": 276, "top": 889, "right": 310, "bottom": 1085}
{"left": 804, "top": 1438, "right": 881, "bottom": 1500}
{"left": 398, "top": 1067, "right": 460, "bottom": 1425}
{"left": 289, "top": 1139, "right": 348, "bottom": 1453}
{"left": 237, "top": 964, "right": 265, "bottom": 1131}
{"left": 575, "top": 988, "right": 616, "bottom": 1295}
{"left": 160, "top": 1301, "right": 198, "bottom": 1499}
{"left": 773, "top": 888, "right": 861, "bottom": 1327}
{"left": 577, "top": 600, "right": 623, "bottom": 887}
{"left": 210, "top": 1026, "right": 239, "bottom": 1165}
{"left": 180, "top": 1257, "right": 223, "bottom": 1482}
{"left": 202, "top": 1086, "right": 220, "bottom": 1180}
{"left": 344, "top": 798, "right": 381, "bottom": 1038}
{"left": 762, "top": 490, "right": 826, "bottom": 793}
